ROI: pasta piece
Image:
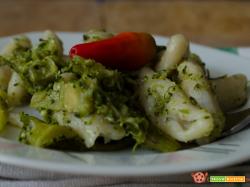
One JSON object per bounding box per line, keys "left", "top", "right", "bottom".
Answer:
{"left": 32, "top": 30, "right": 64, "bottom": 66}
{"left": 177, "top": 60, "right": 225, "bottom": 142}
{"left": 60, "top": 72, "right": 77, "bottom": 82}
{"left": 7, "top": 72, "right": 29, "bottom": 106}
{"left": 138, "top": 67, "right": 214, "bottom": 142}
{"left": 52, "top": 112, "right": 126, "bottom": 148}
{"left": 42, "top": 30, "right": 63, "bottom": 57}
{"left": 1, "top": 36, "right": 31, "bottom": 56}
{"left": 155, "top": 34, "right": 189, "bottom": 73}
{"left": 0, "top": 36, "right": 31, "bottom": 91}
{"left": 210, "top": 74, "right": 248, "bottom": 112}
{"left": 8, "top": 112, "right": 23, "bottom": 128}
{"left": 0, "top": 65, "right": 12, "bottom": 90}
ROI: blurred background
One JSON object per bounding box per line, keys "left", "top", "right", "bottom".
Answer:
{"left": 1, "top": 0, "right": 250, "bottom": 47}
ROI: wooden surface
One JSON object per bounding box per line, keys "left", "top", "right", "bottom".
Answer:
{"left": 1, "top": 0, "right": 250, "bottom": 47}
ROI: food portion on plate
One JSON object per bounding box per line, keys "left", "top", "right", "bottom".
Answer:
{"left": 0, "top": 30, "right": 248, "bottom": 152}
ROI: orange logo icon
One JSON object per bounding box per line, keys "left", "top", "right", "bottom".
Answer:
{"left": 191, "top": 172, "right": 208, "bottom": 183}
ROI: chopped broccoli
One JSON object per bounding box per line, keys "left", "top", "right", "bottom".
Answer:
{"left": 31, "top": 80, "right": 95, "bottom": 116}
{"left": 4, "top": 55, "right": 58, "bottom": 93}
{"left": 22, "top": 57, "right": 58, "bottom": 89}
{"left": 31, "top": 56, "right": 148, "bottom": 148}
{"left": 2, "top": 32, "right": 63, "bottom": 93}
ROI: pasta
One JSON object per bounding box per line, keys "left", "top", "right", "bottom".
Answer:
{"left": 7, "top": 72, "right": 29, "bottom": 106}
{"left": 177, "top": 60, "right": 225, "bottom": 142}
{"left": 155, "top": 34, "right": 189, "bottom": 73}
{"left": 0, "top": 31, "right": 247, "bottom": 152}
{"left": 138, "top": 67, "right": 214, "bottom": 142}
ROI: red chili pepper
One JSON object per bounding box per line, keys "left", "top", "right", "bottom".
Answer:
{"left": 69, "top": 32, "right": 157, "bottom": 70}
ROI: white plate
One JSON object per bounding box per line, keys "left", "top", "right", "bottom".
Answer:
{"left": 0, "top": 32, "right": 249, "bottom": 176}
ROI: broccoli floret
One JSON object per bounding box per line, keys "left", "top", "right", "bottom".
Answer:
{"left": 143, "top": 127, "right": 181, "bottom": 152}
{"left": 83, "top": 29, "right": 113, "bottom": 43}
{"left": 0, "top": 90, "right": 8, "bottom": 132}
{"left": 19, "top": 113, "right": 83, "bottom": 148}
